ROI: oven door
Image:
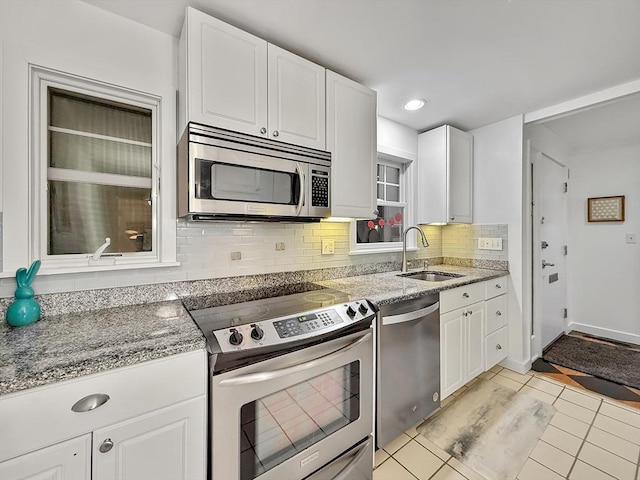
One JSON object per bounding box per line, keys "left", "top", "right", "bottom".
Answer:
{"left": 210, "top": 329, "right": 373, "bottom": 480}
{"left": 189, "top": 142, "right": 308, "bottom": 218}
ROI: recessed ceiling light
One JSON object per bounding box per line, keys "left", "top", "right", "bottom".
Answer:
{"left": 403, "top": 99, "right": 426, "bottom": 111}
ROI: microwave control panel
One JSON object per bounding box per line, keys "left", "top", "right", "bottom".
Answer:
{"left": 311, "top": 170, "right": 329, "bottom": 208}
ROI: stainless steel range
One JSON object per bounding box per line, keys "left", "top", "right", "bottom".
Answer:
{"left": 189, "top": 285, "right": 376, "bottom": 480}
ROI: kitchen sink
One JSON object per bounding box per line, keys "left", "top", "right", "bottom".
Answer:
{"left": 397, "top": 270, "right": 465, "bottom": 282}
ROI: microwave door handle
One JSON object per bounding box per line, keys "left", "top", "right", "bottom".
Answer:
{"left": 295, "top": 162, "right": 305, "bottom": 216}
{"left": 218, "top": 331, "right": 371, "bottom": 387}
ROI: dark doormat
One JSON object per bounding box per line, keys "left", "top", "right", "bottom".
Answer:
{"left": 543, "top": 334, "right": 640, "bottom": 389}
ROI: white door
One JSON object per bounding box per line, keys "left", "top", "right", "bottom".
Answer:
{"left": 326, "top": 70, "right": 377, "bottom": 218}
{"left": 465, "top": 303, "right": 485, "bottom": 379}
{"left": 0, "top": 435, "right": 91, "bottom": 480}
{"left": 447, "top": 126, "right": 474, "bottom": 224}
{"left": 92, "top": 397, "right": 206, "bottom": 480}
{"left": 533, "top": 152, "right": 568, "bottom": 352}
{"left": 440, "top": 309, "right": 465, "bottom": 399}
{"left": 267, "top": 44, "right": 325, "bottom": 149}
{"left": 187, "top": 7, "right": 268, "bottom": 137}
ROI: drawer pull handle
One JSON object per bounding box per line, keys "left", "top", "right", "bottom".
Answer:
{"left": 496, "top": 344, "right": 502, "bottom": 350}
{"left": 462, "top": 293, "right": 469, "bottom": 298}
{"left": 496, "top": 311, "right": 502, "bottom": 316}
{"left": 495, "top": 284, "right": 502, "bottom": 289}
{"left": 260, "top": 127, "right": 267, "bottom": 134}
{"left": 71, "top": 393, "right": 110, "bottom": 413}
{"left": 99, "top": 438, "right": 114, "bottom": 453}
{"left": 466, "top": 310, "right": 473, "bottom": 315}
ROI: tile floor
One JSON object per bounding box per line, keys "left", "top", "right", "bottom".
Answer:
{"left": 374, "top": 366, "right": 640, "bottom": 480}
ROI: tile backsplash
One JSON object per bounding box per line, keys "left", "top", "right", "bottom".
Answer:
{"left": 0, "top": 221, "right": 507, "bottom": 298}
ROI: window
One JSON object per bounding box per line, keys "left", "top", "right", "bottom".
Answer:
{"left": 351, "top": 156, "right": 413, "bottom": 253}
{"left": 30, "top": 67, "right": 174, "bottom": 272}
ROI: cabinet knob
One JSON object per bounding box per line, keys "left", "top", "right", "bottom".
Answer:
{"left": 450, "top": 217, "right": 455, "bottom": 221}
{"left": 71, "top": 393, "right": 110, "bottom": 413}
{"left": 260, "top": 127, "right": 267, "bottom": 134}
{"left": 462, "top": 293, "right": 469, "bottom": 298}
{"left": 496, "top": 344, "right": 502, "bottom": 350}
{"left": 273, "top": 130, "right": 279, "bottom": 137}
{"left": 495, "top": 284, "right": 502, "bottom": 289}
{"left": 99, "top": 438, "right": 114, "bottom": 453}
{"left": 496, "top": 310, "right": 502, "bottom": 316}
{"left": 466, "top": 310, "right": 473, "bottom": 316}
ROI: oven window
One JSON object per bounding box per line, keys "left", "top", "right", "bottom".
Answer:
{"left": 239, "top": 361, "right": 360, "bottom": 479}
{"left": 195, "top": 160, "right": 299, "bottom": 205}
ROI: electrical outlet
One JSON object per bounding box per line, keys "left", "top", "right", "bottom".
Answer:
{"left": 478, "top": 237, "right": 503, "bottom": 250}
{"left": 275, "top": 242, "right": 285, "bottom": 251}
{"left": 230, "top": 251, "right": 241, "bottom": 261}
{"left": 321, "top": 239, "right": 335, "bottom": 255}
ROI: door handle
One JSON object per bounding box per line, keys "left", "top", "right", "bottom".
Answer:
{"left": 382, "top": 302, "right": 439, "bottom": 326}
{"left": 542, "top": 260, "right": 555, "bottom": 268}
{"left": 218, "top": 331, "right": 371, "bottom": 386}
{"left": 295, "top": 162, "right": 305, "bottom": 215}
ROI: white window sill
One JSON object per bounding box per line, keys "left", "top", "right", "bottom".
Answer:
{"left": 349, "top": 246, "right": 417, "bottom": 256}
{"left": 0, "top": 261, "right": 180, "bottom": 278}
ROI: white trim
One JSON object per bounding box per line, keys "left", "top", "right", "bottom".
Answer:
{"left": 48, "top": 126, "right": 153, "bottom": 148}
{"left": 499, "top": 357, "right": 532, "bottom": 375}
{"left": 524, "top": 80, "right": 640, "bottom": 124}
{"left": 48, "top": 168, "right": 152, "bottom": 189}
{"left": 567, "top": 322, "right": 640, "bottom": 346}
{"left": 28, "top": 65, "right": 169, "bottom": 272}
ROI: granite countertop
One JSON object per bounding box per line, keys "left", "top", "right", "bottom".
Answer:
{"left": 316, "top": 265, "right": 509, "bottom": 306}
{"left": 0, "top": 300, "right": 206, "bottom": 396}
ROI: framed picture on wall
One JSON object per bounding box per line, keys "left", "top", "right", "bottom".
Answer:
{"left": 587, "top": 195, "right": 625, "bottom": 222}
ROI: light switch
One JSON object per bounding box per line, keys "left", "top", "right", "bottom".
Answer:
{"left": 626, "top": 233, "right": 637, "bottom": 244}
{"left": 321, "top": 239, "right": 335, "bottom": 255}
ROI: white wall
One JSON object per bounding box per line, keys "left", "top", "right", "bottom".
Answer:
{"left": 470, "top": 115, "right": 527, "bottom": 370}
{"left": 377, "top": 116, "right": 418, "bottom": 161}
{"left": 567, "top": 144, "right": 640, "bottom": 344}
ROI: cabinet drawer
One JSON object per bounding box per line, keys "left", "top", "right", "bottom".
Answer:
{"left": 485, "top": 294, "right": 508, "bottom": 334}
{"left": 485, "top": 327, "right": 508, "bottom": 371}
{"left": 0, "top": 349, "right": 207, "bottom": 462}
{"left": 485, "top": 276, "right": 508, "bottom": 299}
{"left": 440, "top": 282, "right": 484, "bottom": 313}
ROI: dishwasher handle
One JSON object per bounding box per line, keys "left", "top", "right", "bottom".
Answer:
{"left": 382, "top": 301, "right": 440, "bottom": 326}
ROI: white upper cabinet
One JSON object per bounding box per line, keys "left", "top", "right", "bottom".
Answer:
{"left": 179, "top": 7, "right": 325, "bottom": 150}
{"left": 326, "top": 71, "right": 377, "bottom": 218}
{"left": 267, "top": 44, "right": 325, "bottom": 149}
{"left": 416, "top": 125, "right": 473, "bottom": 224}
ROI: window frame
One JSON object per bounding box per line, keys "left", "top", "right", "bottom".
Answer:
{"left": 30, "top": 66, "right": 174, "bottom": 273}
{"left": 350, "top": 153, "right": 415, "bottom": 255}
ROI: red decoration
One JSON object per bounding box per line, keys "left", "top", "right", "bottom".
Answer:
{"left": 395, "top": 213, "right": 403, "bottom": 222}
{"left": 367, "top": 220, "right": 374, "bottom": 228}
{"left": 378, "top": 219, "right": 386, "bottom": 226}
{"left": 389, "top": 218, "right": 396, "bottom": 226}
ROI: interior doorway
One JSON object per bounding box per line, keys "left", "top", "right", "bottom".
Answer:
{"left": 531, "top": 149, "right": 568, "bottom": 357}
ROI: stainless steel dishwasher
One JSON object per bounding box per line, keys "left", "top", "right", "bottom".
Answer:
{"left": 376, "top": 293, "right": 440, "bottom": 448}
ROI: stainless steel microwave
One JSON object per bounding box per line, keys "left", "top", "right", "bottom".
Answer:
{"left": 177, "top": 123, "right": 331, "bottom": 221}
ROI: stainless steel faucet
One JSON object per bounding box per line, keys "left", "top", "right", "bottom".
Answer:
{"left": 402, "top": 226, "right": 429, "bottom": 272}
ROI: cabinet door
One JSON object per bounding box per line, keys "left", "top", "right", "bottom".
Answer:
{"left": 0, "top": 435, "right": 91, "bottom": 480}
{"left": 185, "top": 7, "right": 268, "bottom": 137}
{"left": 440, "top": 309, "right": 465, "bottom": 399}
{"left": 465, "top": 303, "right": 485, "bottom": 380}
{"left": 268, "top": 44, "right": 325, "bottom": 149}
{"left": 326, "top": 71, "right": 377, "bottom": 218}
{"left": 447, "top": 126, "right": 473, "bottom": 223}
{"left": 92, "top": 396, "right": 206, "bottom": 480}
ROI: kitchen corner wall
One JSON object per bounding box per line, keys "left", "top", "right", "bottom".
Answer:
{"left": 441, "top": 224, "right": 509, "bottom": 262}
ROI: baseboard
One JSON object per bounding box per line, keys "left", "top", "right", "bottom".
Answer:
{"left": 568, "top": 322, "right": 640, "bottom": 346}
{"left": 500, "top": 357, "right": 532, "bottom": 374}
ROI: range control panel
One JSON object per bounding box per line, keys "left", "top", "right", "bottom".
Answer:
{"left": 212, "top": 300, "right": 373, "bottom": 353}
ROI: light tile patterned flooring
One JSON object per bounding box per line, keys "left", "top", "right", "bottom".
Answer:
{"left": 374, "top": 366, "right": 640, "bottom": 480}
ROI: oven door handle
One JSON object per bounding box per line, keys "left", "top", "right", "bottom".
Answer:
{"left": 332, "top": 436, "right": 372, "bottom": 480}
{"left": 218, "top": 331, "right": 371, "bottom": 387}
{"left": 295, "top": 162, "right": 305, "bottom": 216}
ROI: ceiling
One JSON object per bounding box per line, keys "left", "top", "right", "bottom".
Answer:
{"left": 538, "top": 93, "right": 640, "bottom": 153}
{"left": 80, "top": 0, "right": 640, "bottom": 133}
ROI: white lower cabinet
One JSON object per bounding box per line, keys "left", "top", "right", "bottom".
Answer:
{"left": 0, "top": 434, "right": 91, "bottom": 480}
{"left": 440, "top": 301, "right": 485, "bottom": 399}
{"left": 0, "top": 350, "right": 207, "bottom": 480}
{"left": 440, "top": 276, "right": 509, "bottom": 400}
{"left": 93, "top": 397, "right": 206, "bottom": 480}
